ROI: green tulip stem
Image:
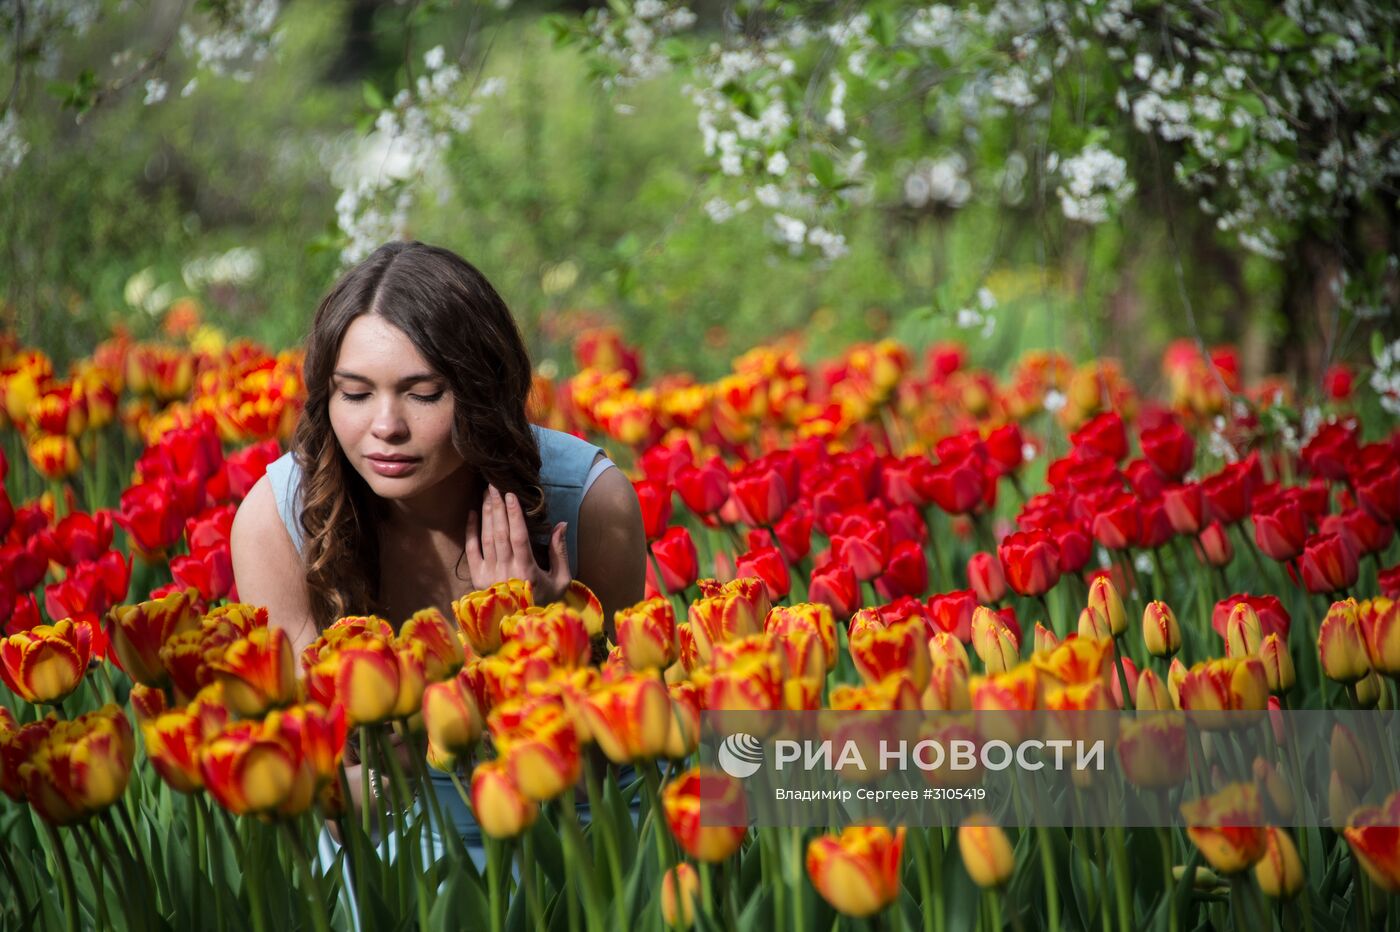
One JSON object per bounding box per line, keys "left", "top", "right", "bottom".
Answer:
{"left": 518, "top": 831, "right": 545, "bottom": 932}
{"left": 583, "top": 764, "right": 626, "bottom": 928}
{"left": 280, "top": 821, "right": 331, "bottom": 932}
{"left": 43, "top": 821, "right": 80, "bottom": 932}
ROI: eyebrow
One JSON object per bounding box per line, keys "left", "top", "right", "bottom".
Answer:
{"left": 332, "top": 370, "right": 443, "bottom": 387}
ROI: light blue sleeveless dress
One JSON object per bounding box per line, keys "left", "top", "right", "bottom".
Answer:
{"left": 264, "top": 424, "right": 616, "bottom": 873}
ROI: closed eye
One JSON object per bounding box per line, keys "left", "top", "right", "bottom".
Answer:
{"left": 339, "top": 391, "right": 370, "bottom": 403}
{"left": 410, "top": 391, "right": 445, "bottom": 404}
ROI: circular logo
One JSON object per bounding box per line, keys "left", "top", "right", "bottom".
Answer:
{"left": 717, "top": 732, "right": 764, "bottom": 779}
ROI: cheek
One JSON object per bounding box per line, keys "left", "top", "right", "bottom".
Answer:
{"left": 417, "top": 408, "right": 461, "bottom": 457}
{"left": 328, "top": 402, "right": 367, "bottom": 446}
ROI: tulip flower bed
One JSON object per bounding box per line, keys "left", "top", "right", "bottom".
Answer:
{"left": 2, "top": 325, "right": 1400, "bottom": 932}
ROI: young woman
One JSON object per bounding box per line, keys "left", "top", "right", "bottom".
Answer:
{"left": 229, "top": 240, "right": 646, "bottom": 848}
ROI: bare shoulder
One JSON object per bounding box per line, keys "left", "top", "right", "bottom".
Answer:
{"left": 230, "top": 474, "right": 316, "bottom": 651}
{"left": 575, "top": 458, "right": 645, "bottom": 628}
{"left": 577, "top": 460, "right": 642, "bottom": 529}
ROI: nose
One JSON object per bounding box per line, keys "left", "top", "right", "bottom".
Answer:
{"left": 370, "top": 397, "right": 409, "bottom": 442}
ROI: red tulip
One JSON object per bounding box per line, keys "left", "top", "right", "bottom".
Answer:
{"left": 1323, "top": 364, "right": 1354, "bottom": 401}
{"left": 1212, "top": 594, "right": 1291, "bottom": 641}
{"left": 1252, "top": 503, "right": 1308, "bottom": 562}
{"left": 1092, "top": 492, "right": 1141, "bottom": 550}
{"left": 926, "top": 590, "right": 977, "bottom": 643}
{"left": 732, "top": 467, "right": 788, "bottom": 526}
{"left": 1071, "top": 412, "right": 1128, "bottom": 462}
{"left": 966, "top": 552, "right": 1006, "bottom": 604}
{"left": 926, "top": 451, "right": 986, "bottom": 516}
{"left": 651, "top": 526, "right": 699, "bottom": 592}
{"left": 809, "top": 562, "right": 858, "bottom": 618}
{"left": 875, "top": 539, "right": 928, "bottom": 600}
{"left": 1198, "top": 521, "right": 1234, "bottom": 567}
{"left": 735, "top": 546, "right": 790, "bottom": 601}
{"left": 1301, "top": 423, "right": 1357, "bottom": 481}
{"left": 1322, "top": 508, "right": 1393, "bottom": 557}
{"left": 1298, "top": 532, "right": 1359, "bottom": 594}
{"left": 1163, "top": 483, "right": 1205, "bottom": 535}
{"left": 998, "top": 530, "right": 1061, "bottom": 597}
{"left": 1202, "top": 462, "right": 1254, "bottom": 525}
{"left": 1140, "top": 418, "right": 1195, "bottom": 479}
{"left": 1355, "top": 462, "right": 1400, "bottom": 524}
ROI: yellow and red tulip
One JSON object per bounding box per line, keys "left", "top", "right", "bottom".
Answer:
{"left": 207, "top": 625, "right": 298, "bottom": 718}
{"left": 660, "top": 863, "right": 700, "bottom": 930}
{"left": 1142, "top": 601, "right": 1180, "bottom": 657}
{"left": 616, "top": 597, "right": 677, "bottom": 671}
{"left": 400, "top": 607, "right": 465, "bottom": 681}
{"left": 1179, "top": 783, "right": 1268, "bottom": 874}
{"left": 106, "top": 587, "right": 203, "bottom": 687}
{"left": 469, "top": 759, "right": 539, "bottom": 839}
{"left": 579, "top": 673, "right": 672, "bottom": 763}
{"left": 805, "top": 824, "right": 906, "bottom": 917}
{"left": 0, "top": 618, "right": 93, "bottom": 705}
{"left": 453, "top": 580, "right": 533, "bottom": 655}
{"left": 1342, "top": 790, "right": 1400, "bottom": 892}
{"left": 1317, "top": 599, "right": 1371, "bottom": 684}
{"left": 661, "top": 766, "right": 747, "bottom": 863}
{"left": 422, "top": 671, "right": 484, "bottom": 758}
{"left": 957, "top": 819, "right": 1015, "bottom": 888}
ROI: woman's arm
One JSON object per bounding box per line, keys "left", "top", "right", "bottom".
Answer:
{"left": 573, "top": 458, "right": 647, "bottom": 641}
{"left": 229, "top": 474, "right": 319, "bottom": 661}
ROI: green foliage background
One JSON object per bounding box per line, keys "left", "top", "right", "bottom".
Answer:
{"left": 0, "top": 0, "right": 1304, "bottom": 390}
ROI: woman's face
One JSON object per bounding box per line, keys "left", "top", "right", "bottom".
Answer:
{"left": 328, "top": 313, "right": 465, "bottom": 502}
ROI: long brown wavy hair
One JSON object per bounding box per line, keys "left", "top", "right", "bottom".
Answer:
{"left": 293, "top": 241, "right": 548, "bottom": 630}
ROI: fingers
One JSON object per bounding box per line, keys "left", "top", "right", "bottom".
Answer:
{"left": 505, "top": 491, "right": 532, "bottom": 565}
{"left": 480, "top": 487, "right": 497, "bottom": 567}
{"left": 489, "top": 485, "right": 511, "bottom": 565}
{"left": 464, "top": 508, "right": 484, "bottom": 582}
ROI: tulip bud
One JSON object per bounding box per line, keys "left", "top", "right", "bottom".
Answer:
{"left": 1353, "top": 669, "right": 1383, "bottom": 708}
{"left": 967, "top": 552, "right": 1007, "bottom": 604}
{"left": 1142, "top": 601, "right": 1181, "bottom": 657}
{"left": 1329, "top": 770, "right": 1360, "bottom": 831}
{"left": 1225, "top": 603, "right": 1263, "bottom": 659}
{"left": 957, "top": 820, "right": 1015, "bottom": 888}
{"left": 928, "top": 631, "right": 970, "bottom": 673}
{"left": 470, "top": 759, "right": 538, "bottom": 838}
{"left": 1331, "top": 723, "right": 1372, "bottom": 792}
{"left": 1252, "top": 756, "right": 1295, "bottom": 822}
{"left": 1198, "top": 522, "right": 1233, "bottom": 567}
{"left": 972, "top": 608, "right": 1021, "bottom": 675}
{"left": 1088, "top": 576, "right": 1127, "bottom": 637}
{"left": 1167, "top": 656, "right": 1187, "bottom": 709}
{"left": 1135, "top": 669, "right": 1173, "bottom": 711}
{"left": 1078, "top": 606, "right": 1112, "bottom": 641}
{"left": 1318, "top": 600, "right": 1371, "bottom": 684}
{"left": 422, "top": 673, "right": 483, "bottom": 756}
{"left": 1254, "top": 829, "right": 1303, "bottom": 899}
{"left": 1258, "top": 634, "right": 1295, "bottom": 693}
{"left": 660, "top": 864, "right": 699, "bottom": 930}
{"left": 1033, "top": 622, "right": 1059, "bottom": 655}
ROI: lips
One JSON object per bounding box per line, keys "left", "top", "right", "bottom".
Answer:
{"left": 365, "top": 454, "right": 421, "bottom": 478}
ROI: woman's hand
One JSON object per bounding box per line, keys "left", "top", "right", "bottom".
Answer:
{"left": 464, "top": 484, "right": 571, "bottom": 604}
